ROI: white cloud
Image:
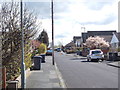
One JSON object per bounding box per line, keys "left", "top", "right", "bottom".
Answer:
{"left": 30, "top": 0, "right": 118, "bottom": 45}
{"left": 1, "top": 0, "right": 118, "bottom": 46}
{"left": 51, "top": 0, "right": 118, "bottom": 45}
{"left": 57, "top": 1, "right": 117, "bottom": 25}
{"left": 0, "top": 4, "right": 1, "bottom": 9}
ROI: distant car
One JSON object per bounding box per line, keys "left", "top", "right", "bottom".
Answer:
{"left": 76, "top": 50, "right": 82, "bottom": 56}
{"left": 57, "top": 48, "right": 61, "bottom": 52}
{"left": 54, "top": 48, "right": 57, "bottom": 51}
{"left": 87, "top": 49, "right": 104, "bottom": 61}
{"left": 46, "top": 49, "right": 53, "bottom": 56}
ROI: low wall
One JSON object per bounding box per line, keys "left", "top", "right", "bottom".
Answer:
{"left": 15, "top": 68, "right": 31, "bottom": 88}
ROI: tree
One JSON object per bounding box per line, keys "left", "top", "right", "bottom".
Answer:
{"left": 37, "top": 29, "right": 49, "bottom": 47}
{"left": 57, "top": 41, "right": 63, "bottom": 48}
{"left": 1, "top": 2, "right": 40, "bottom": 80}
{"left": 38, "top": 43, "right": 47, "bottom": 55}
{"left": 84, "top": 36, "right": 110, "bottom": 49}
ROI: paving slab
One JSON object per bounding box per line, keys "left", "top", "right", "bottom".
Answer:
{"left": 26, "top": 56, "right": 62, "bottom": 88}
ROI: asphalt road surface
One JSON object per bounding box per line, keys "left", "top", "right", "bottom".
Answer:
{"left": 55, "top": 52, "right": 118, "bottom": 88}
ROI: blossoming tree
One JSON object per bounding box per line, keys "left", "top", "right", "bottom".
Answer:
{"left": 84, "top": 36, "right": 110, "bottom": 49}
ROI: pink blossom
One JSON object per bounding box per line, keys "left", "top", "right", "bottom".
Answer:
{"left": 84, "top": 36, "right": 109, "bottom": 49}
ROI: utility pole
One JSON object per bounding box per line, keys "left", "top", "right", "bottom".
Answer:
{"left": 51, "top": 0, "right": 54, "bottom": 65}
{"left": 20, "top": 0, "right": 26, "bottom": 88}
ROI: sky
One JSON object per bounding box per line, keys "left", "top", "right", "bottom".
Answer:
{"left": 0, "top": 0, "right": 119, "bottom": 46}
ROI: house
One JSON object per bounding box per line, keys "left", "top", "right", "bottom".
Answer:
{"left": 65, "top": 41, "right": 76, "bottom": 48}
{"left": 73, "top": 36, "right": 82, "bottom": 47}
{"left": 117, "top": 32, "right": 120, "bottom": 46}
{"left": 81, "top": 33, "right": 88, "bottom": 43}
{"left": 110, "top": 33, "right": 119, "bottom": 52}
{"left": 81, "top": 30, "right": 117, "bottom": 56}
{"left": 82, "top": 30, "right": 117, "bottom": 43}
{"left": 64, "top": 41, "right": 76, "bottom": 53}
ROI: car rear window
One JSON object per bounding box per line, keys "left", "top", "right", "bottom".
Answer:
{"left": 92, "top": 51, "right": 101, "bottom": 54}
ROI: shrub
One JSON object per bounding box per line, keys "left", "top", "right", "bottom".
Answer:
{"left": 4, "top": 43, "right": 33, "bottom": 81}
{"left": 24, "top": 53, "right": 32, "bottom": 69}
{"left": 24, "top": 41, "right": 33, "bottom": 68}
{"left": 118, "top": 47, "right": 120, "bottom": 52}
{"left": 38, "top": 43, "right": 47, "bottom": 55}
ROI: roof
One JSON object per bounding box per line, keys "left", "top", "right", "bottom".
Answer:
{"left": 88, "top": 31, "right": 116, "bottom": 36}
{"left": 99, "top": 35, "right": 113, "bottom": 43}
{"left": 65, "top": 41, "right": 76, "bottom": 47}
{"left": 81, "top": 31, "right": 117, "bottom": 43}
{"left": 73, "top": 36, "right": 81, "bottom": 39}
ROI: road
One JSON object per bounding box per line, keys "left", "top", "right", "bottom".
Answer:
{"left": 55, "top": 52, "right": 118, "bottom": 88}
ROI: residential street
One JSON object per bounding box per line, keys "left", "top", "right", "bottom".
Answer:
{"left": 55, "top": 52, "right": 118, "bottom": 88}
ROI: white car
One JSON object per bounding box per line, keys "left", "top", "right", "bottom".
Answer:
{"left": 87, "top": 49, "right": 104, "bottom": 61}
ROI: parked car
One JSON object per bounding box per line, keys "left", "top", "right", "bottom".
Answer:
{"left": 46, "top": 49, "right": 53, "bottom": 56}
{"left": 76, "top": 50, "right": 82, "bottom": 56}
{"left": 87, "top": 49, "right": 104, "bottom": 61}
{"left": 57, "top": 48, "right": 61, "bottom": 52}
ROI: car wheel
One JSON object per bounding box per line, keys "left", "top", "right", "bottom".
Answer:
{"left": 101, "top": 59, "right": 104, "bottom": 61}
{"left": 97, "top": 59, "right": 99, "bottom": 62}
{"left": 89, "top": 58, "right": 91, "bottom": 62}
{"left": 87, "top": 58, "right": 89, "bottom": 61}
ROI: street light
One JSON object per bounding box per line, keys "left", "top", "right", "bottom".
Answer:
{"left": 20, "top": 0, "right": 26, "bottom": 88}
{"left": 51, "top": 0, "right": 54, "bottom": 65}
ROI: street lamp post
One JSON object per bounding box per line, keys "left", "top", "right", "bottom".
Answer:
{"left": 20, "top": 0, "right": 26, "bottom": 88}
{"left": 51, "top": 0, "right": 54, "bottom": 65}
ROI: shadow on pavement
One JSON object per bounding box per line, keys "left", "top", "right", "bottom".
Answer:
{"left": 70, "top": 57, "right": 87, "bottom": 61}
{"left": 81, "top": 60, "right": 99, "bottom": 63}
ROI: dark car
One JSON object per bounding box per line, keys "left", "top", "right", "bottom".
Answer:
{"left": 57, "top": 48, "right": 61, "bottom": 52}
{"left": 76, "top": 50, "right": 82, "bottom": 56}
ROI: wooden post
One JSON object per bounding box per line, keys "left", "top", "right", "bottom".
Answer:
{"left": 2, "top": 67, "right": 6, "bottom": 88}
{"left": 0, "top": 68, "right": 2, "bottom": 89}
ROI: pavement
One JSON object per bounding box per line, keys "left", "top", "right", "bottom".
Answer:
{"left": 26, "top": 56, "right": 66, "bottom": 88}
{"left": 107, "top": 61, "right": 120, "bottom": 68}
